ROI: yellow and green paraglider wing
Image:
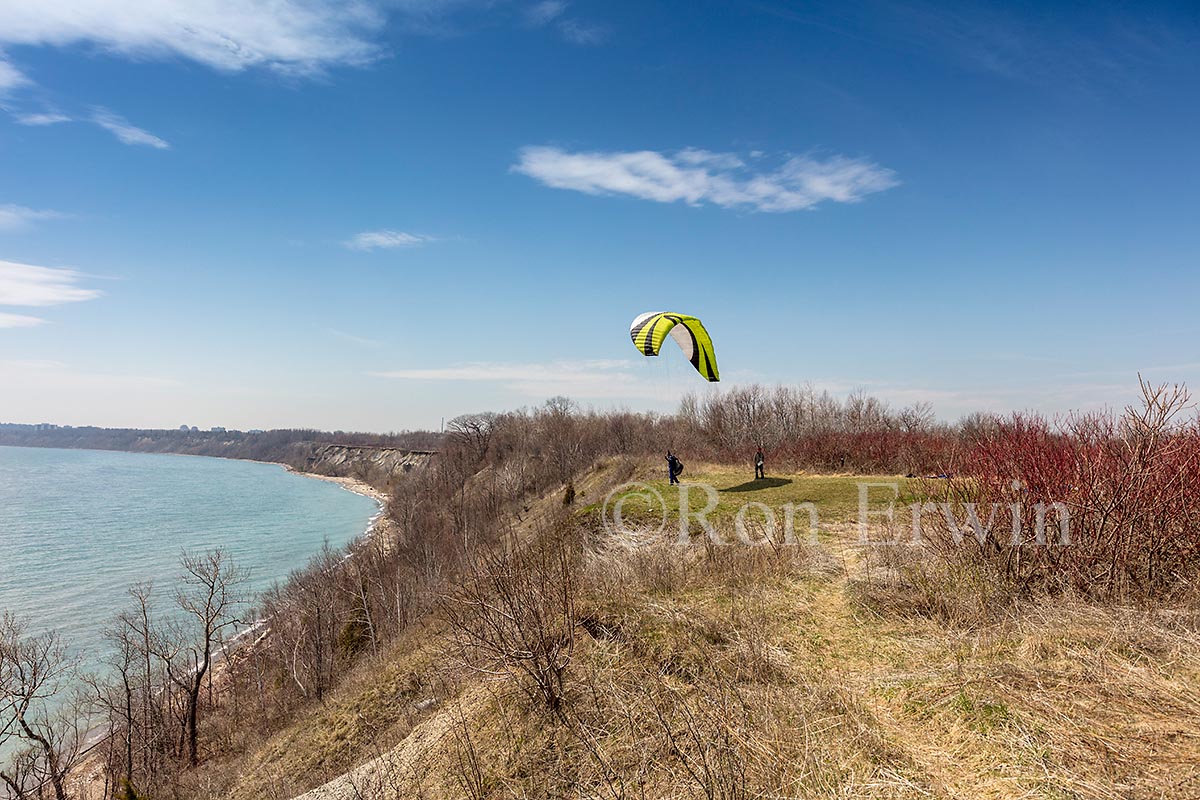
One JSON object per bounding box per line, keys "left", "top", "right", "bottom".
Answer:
{"left": 629, "top": 312, "right": 720, "bottom": 382}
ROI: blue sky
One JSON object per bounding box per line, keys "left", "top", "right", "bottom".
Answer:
{"left": 1, "top": 0, "right": 1198, "bottom": 431}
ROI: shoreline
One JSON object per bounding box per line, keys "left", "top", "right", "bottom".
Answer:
{"left": 273, "top": 463, "right": 394, "bottom": 545}
{"left": 0, "top": 444, "right": 410, "bottom": 549}
{"left": 33, "top": 457, "right": 397, "bottom": 799}
{"left": 277, "top": 463, "right": 389, "bottom": 505}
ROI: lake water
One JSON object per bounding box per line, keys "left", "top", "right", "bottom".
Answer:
{"left": 0, "top": 445, "right": 380, "bottom": 674}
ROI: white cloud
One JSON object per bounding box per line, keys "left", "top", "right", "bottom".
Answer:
{"left": 344, "top": 230, "right": 435, "bottom": 251}
{"left": 14, "top": 111, "right": 71, "bottom": 126}
{"left": 557, "top": 19, "right": 606, "bottom": 45}
{"left": 525, "top": 1, "right": 566, "bottom": 26}
{"left": 522, "top": 2, "right": 606, "bottom": 45}
{"left": 513, "top": 146, "right": 899, "bottom": 212}
{"left": 0, "top": 260, "right": 101, "bottom": 307}
{"left": 0, "top": 53, "right": 28, "bottom": 91}
{"left": 329, "top": 328, "right": 382, "bottom": 347}
{"left": 0, "top": 204, "right": 65, "bottom": 231}
{"left": 675, "top": 148, "right": 744, "bottom": 169}
{"left": 91, "top": 108, "right": 170, "bottom": 149}
{"left": 371, "top": 359, "right": 664, "bottom": 398}
{"left": 0, "top": 0, "right": 383, "bottom": 76}
{"left": 0, "top": 312, "right": 44, "bottom": 328}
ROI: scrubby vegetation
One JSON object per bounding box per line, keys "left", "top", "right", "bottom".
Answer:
{"left": 4, "top": 382, "right": 1200, "bottom": 799}
{"left": 921, "top": 378, "right": 1200, "bottom": 602}
{"left": 678, "top": 384, "right": 954, "bottom": 474}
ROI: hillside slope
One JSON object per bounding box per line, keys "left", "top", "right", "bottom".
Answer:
{"left": 207, "top": 464, "right": 1200, "bottom": 800}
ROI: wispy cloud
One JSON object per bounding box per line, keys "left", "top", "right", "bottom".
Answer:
{"left": 372, "top": 359, "right": 663, "bottom": 398}
{"left": 0, "top": 53, "right": 27, "bottom": 91}
{"left": 329, "top": 328, "right": 382, "bottom": 348}
{"left": 0, "top": 260, "right": 101, "bottom": 328}
{"left": 523, "top": 1, "right": 607, "bottom": 45}
{"left": 0, "top": 260, "right": 100, "bottom": 306}
{"left": 14, "top": 111, "right": 71, "bottom": 126}
{"left": 513, "top": 146, "right": 899, "bottom": 212}
{"left": 0, "top": 312, "right": 44, "bottom": 328}
{"left": 0, "top": 0, "right": 383, "bottom": 76}
{"left": 91, "top": 108, "right": 170, "bottom": 149}
{"left": 0, "top": 204, "right": 65, "bottom": 231}
{"left": 758, "top": 2, "right": 1194, "bottom": 95}
{"left": 557, "top": 19, "right": 607, "bottom": 45}
{"left": 525, "top": 1, "right": 565, "bottom": 26}
{"left": 344, "top": 230, "right": 435, "bottom": 251}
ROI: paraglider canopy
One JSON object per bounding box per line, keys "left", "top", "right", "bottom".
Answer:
{"left": 629, "top": 312, "right": 719, "bottom": 382}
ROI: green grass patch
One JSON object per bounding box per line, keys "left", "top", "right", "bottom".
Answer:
{"left": 592, "top": 469, "right": 920, "bottom": 538}
{"left": 951, "top": 690, "right": 1018, "bottom": 734}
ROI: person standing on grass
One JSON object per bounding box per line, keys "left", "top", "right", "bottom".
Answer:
{"left": 755, "top": 447, "right": 765, "bottom": 479}
{"left": 666, "top": 451, "right": 682, "bottom": 485}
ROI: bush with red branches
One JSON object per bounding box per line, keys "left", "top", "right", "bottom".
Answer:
{"left": 927, "top": 379, "right": 1200, "bottom": 600}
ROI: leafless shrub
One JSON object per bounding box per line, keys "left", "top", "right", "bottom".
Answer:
{"left": 440, "top": 525, "right": 578, "bottom": 714}
{"left": 924, "top": 378, "right": 1200, "bottom": 601}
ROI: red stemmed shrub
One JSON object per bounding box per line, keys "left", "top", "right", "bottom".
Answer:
{"left": 927, "top": 380, "right": 1200, "bottom": 600}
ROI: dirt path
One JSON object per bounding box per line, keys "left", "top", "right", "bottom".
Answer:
{"left": 792, "top": 521, "right": 1200, "bottom": 799}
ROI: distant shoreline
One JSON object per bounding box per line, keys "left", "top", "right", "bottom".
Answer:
{"left": 0, "top": 438, "right": 433, "bottom": 496}
{"left": 0, "top": 427, "right": 438, "bottom": 493}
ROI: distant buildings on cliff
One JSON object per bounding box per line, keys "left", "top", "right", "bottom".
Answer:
{"left": 175, "top": 425, "right": 265, "bottom": 434}
{"left": 6, "top": 422, "right": 270, "bottom": 435}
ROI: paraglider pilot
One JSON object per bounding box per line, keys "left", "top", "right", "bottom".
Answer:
{"left": 755, "top": 447, "right": 765, "bottom": 480}
{"left": 666, "top": 451, "right": 682, "bottom": 485}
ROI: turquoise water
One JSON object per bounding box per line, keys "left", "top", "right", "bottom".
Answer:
{"left": 0, "top": 446, "right": 379, "bottom": 672}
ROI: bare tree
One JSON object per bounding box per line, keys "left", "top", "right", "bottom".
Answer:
{"left": 171, "top": 549, "right": 247, "bottom": 766}
{"left": 0, "top": 613, "right": 86, "bottom": 800}
{"left": 260, "top": 546, "right": 343, "bottom": 704}
{"left": 898, "top": 401, "right": 935, "bottom": 433}
{"left": 446, "top": 413, "right": 498, "bottom": 463}
{"left": 89, "top": 620, "right": 137, "bottom": 795}
{"left": 94, "top": 585, "right": 167, "bottom": 799}
{"left": 541, "top": 397, "right": 584, "bottom": 485}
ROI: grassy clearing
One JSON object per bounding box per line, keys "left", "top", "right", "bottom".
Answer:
{"left": 584, "top": 464, "right": 920, "bottom": 538}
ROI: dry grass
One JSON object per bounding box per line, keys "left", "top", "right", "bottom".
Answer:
{"left": 185, "top": 466, "right": 1200, "bottom": 800}
{"left": 215, "top": 619, "right": 445, "bottom": 800}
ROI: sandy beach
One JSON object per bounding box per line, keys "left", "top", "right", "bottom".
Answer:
{"left": 280, "top": 465, "right": 389, "bottom": 504}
